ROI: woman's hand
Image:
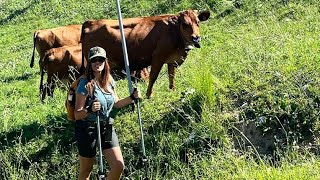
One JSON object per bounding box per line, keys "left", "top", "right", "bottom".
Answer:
{"left": 130, "top": 87, "right": 142, "bottom": 101}
{"left": 91, "top": 99, "right": 101, "bottom": 112}
{"left": 87, "top": 98, "right": 100, "bottom": 113}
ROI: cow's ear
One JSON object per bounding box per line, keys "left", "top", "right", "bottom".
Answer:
{"left": 44, "top": 51, "right": 54, "bottom": 62}
{"left": 198, "top": 10, "right": 210, "bottom": 21}
{"left": 48, "top": 54, "right": 55, "bottom": 61}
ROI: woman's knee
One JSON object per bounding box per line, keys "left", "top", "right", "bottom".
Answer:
{"left": 111, "top": 160, "right": 125, "bottom": 172}
{"left": 79, "top": 157, "right": 94, "bottom": 175}
{"left": 78, "top": 165, "right": 93, "bottom": 180}
{"left": 80, "top": 164, "right": 94, "bottom": 173}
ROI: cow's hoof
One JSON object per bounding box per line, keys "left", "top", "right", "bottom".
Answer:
{"left": 169, "top": 85, "right": 176, "bottom": 90}
{"left": 146, "top": 92, "right": 152, "bottom": 99}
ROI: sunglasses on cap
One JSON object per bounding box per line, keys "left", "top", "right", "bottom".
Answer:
{"left": 90, "top": 57, "right": 106, "bottom": 63}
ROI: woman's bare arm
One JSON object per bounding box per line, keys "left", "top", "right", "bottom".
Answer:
{"left": 74, "top": 93, "right": 89, "bottom": 120}
{"left": 113, "top": 88, "right": 140, "bottom": 109}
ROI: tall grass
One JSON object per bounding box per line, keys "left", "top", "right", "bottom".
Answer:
{"left": 0, "top": 0, "right": 319, "bottom": 179}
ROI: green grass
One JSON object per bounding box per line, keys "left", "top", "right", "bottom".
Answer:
{"left": 0, "top": 0, "right": 320, "bottom": 179}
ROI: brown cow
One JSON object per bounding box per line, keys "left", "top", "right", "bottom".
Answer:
{"left": 81, "top": 10, "right": 210, "bottom": 98}
{"left": 30, "top": 24, "right": 82, "bottom": 68}
{"left": 39, "top": 45, "right": 83, "bottom": 101}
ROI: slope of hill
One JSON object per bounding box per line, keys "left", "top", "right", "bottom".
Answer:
{"left": 0, "top": 0, "right": 319, "bottom": 179}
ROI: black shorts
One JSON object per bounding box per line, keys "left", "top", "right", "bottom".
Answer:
{"left": 75, "top": 120, "right": 119, "bottom": 158}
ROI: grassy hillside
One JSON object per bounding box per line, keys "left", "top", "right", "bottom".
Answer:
{"left": 0, "top": 0, "right": 320, "bottom": 179}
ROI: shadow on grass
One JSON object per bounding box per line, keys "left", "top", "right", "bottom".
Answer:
{"left": 0, "top": 72, "right": 37, "bottom": 84}
{"left": 22, "top": 114, "right": 75, "bottom": 168}
{"left": 0, "top": 121, "right": 45, "bottom": 150}
{"left": 0, "top": 113, "right": 76, "bottom": 178}
{"left": 0, "top": 1, "right": 39, "bottom": 26}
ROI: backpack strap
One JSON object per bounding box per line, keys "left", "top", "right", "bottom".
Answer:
{"left": 70, "top": 75, "right": 86, "bottom": 91}
{"left": 110, "top": 79, "right": 115, "bottom": 90}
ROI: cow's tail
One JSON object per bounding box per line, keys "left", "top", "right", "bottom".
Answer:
{"left": 79, "top": 23, "right": 87, "bottom": 75}
{"left": 30, "top": 31, "right": 38, "bottom": 68}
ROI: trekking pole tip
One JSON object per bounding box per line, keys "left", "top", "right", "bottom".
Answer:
{"left": 142, "top": 155, "right": 148, "bottom": 162}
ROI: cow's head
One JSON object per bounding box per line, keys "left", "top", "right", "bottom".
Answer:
{"left": 178, "top": 10, "right": 210, "bottom": 50}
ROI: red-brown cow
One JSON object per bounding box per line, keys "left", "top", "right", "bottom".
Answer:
{"left": 30, "top": 24, "right": 82, "bottom": 68}
{"left": 81, "top": 10, "right": 210, "bottom": 98}
{"left": 40, "top": 45, "right": 83, "bottom": 101}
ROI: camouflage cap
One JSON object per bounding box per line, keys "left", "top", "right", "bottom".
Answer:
{"left": 88, "top": 46, "right": 107, "bottom": 60}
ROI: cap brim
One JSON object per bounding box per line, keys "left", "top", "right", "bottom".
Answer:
{"left": 89, "top": 54, "right": 106, "bottom": 60}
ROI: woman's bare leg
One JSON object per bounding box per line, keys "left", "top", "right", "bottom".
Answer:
{"left": 103, "top": 146, "right": 124, "bottom": 180}
{"left": 78, "top": 155, "right": 95, "bottom": 180}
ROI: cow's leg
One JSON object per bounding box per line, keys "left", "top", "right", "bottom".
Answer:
{"left": 167, "top": 64, "right": 177, "bottom": 90}
{"left": 39, "top": 67, "right": 45, "bottom": 102}
{"left": 47, "top": 73, "right": 54, "bottom": 98}
{"left": 140, "top": 68, "right": 150, "bottom": 81}
{"left": 49, "top": 78, "right": 56, "bottom": 98}
{"left": 132, "top": 68, "right": 149, "bottom": 82}
{"left": 146, "top": 63, "right": 164, "bottom": 98}
{"left": 41, "top": 84, "right": 47, "bottom": 101}
{"left": 130, "top": 70, "right": 138, "bottom": 82}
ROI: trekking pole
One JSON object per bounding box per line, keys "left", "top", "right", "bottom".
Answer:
{"left": 115, "top": 0, "right": 148, "bottom": 178}
{"left": 93, "top": 81, "right": 105, "bottom": 180}
{"left": 133, "top": 79, "right": 148, "bottom": 174}
{"left": 135, "top": 88, "right": 148, "bottom": 179}
{"left": 96, "top": 110, "right": 105, "bottom": 179}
